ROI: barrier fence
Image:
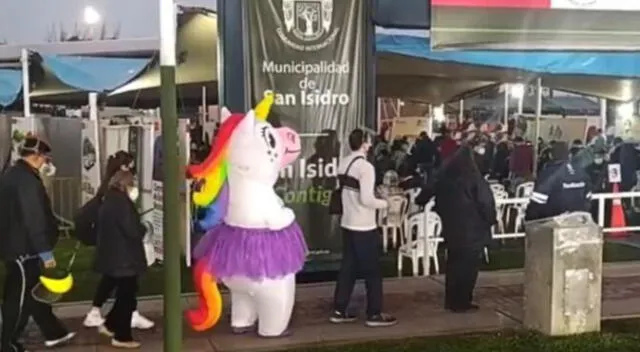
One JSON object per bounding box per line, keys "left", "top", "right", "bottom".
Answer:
{"left": 493, "top": 191, "right": 640, "bottom": 240}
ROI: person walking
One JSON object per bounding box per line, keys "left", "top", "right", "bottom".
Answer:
{"left": 330, "top": 129, "right": 397, "bottom": 327}
{"left": 0, "top": 136, "right": 76, "bottom": 352}
{"left": 83, "top": 151, "right": 154, "bottom": 330}
{"left": 94, "top": 170, "right": 148, "bottom": 348}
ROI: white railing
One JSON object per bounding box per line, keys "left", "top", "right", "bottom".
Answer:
{"left": 493, "top": 191, "right": 640, "bottom": 239}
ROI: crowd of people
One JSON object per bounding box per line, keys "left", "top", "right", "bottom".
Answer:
{"left": 0, "top": 120, "right": 636, "bottom": 349}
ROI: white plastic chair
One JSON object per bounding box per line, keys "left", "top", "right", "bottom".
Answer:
{"left": 424, "top": 211, "right": 442, "bottom": 274}
{"left": 516, "top": 181, "right": 535, "bottom": 198}
{"left": 379, "top": 195, "right": 408, "bottom": 252}
{"left": 491, "top": 189, "right": 509, "bottom": 234}
{"left": 397, "top": 211, "right": 426, "bottom": 277}
{"left": 490, "top": 183, "right": 506, "bottom": 194}
{"left": 512, "top": 181, "right": 534, "bottom": 232}
{"left": 405, "top": 187, "right": 421, "bottom": 213}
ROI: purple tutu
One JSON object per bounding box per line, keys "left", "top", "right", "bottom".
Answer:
{"left": 193, "top": 221, "right": 308, "bottom": 280}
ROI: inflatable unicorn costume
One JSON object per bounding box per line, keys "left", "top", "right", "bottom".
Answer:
{"left": 186, "top": 93, "right": 308, "bottom": 337}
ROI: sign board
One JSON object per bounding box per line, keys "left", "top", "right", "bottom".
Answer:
{"left": 430, "top": 0, "right": 640, "bottom": 50}
{"left": 608, "top": 164, "right": 621, "bottom": 184}
{"left": 245, "top": 0, "right": 370, "bottom": 269}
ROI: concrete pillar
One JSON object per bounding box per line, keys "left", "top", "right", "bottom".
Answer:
{"left": 524, "top": 212, "right": 603, "bottom": 336}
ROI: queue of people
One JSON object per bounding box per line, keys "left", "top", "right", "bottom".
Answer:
{"left": 0, "top": 139, "right": 154, "bottom": 350}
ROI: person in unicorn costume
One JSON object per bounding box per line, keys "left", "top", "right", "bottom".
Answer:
{"left": 186, "top": 92, "right": 308, "bottom": 338}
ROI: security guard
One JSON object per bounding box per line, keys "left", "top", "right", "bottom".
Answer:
{"left": 525, "top": 141, "right": 592, "bottom": 221}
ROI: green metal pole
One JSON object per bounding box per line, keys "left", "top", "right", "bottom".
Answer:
{"left": 159, "top": 0, "right": 182, "bottom": 351}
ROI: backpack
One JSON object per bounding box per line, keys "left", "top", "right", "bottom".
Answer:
{"left": 328, "top": 156, "right": 363, "bottom": 215}
{"left": 73, "top": 196, "right": 102, "bottom": 246}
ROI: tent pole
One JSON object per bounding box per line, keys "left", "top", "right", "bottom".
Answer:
{"left": 159, "top": 0, "right": 182, "bottom": 351}
{"left": 600, "top": 98, "right": 607, "bottom": 132}
{"left": 503, "top": 85, "right": 509, "bottom": 130}
{"left": 458, "top": 99, "right": 464, "bottom": 125}
{"left": 377, "top": 97, "right": 382, "bottom": 134}
{"left": 21, "top": 48, "right": 34, "bottom": 131}
{"left": 201, "top": 85, "right": 207, "bottom": 123}
{"left": 534, "top": 77, "right": 542, "bottom": 175}
{"left": 517, "top": 90, "right": 524, "bottom": 115}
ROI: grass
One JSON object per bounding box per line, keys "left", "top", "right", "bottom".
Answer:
{"left": 1, "top": 237, "right": 639, "bottom": 302}
{"left": 292, "top": 320, "right": 640, "bottom": 352}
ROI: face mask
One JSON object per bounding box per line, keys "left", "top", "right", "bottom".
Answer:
{"left": 594, "top": 157, "right": 603, "bottom": 165}
{"left": 39, "top": 163, "right": 56, "bottom": 177}
{"left": 128, "top": 187, "right": 140, "bottom": 202}
{"left": 474, "top": 146, "right": 486, "bottom": 155}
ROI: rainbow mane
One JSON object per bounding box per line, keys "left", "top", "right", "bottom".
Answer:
{"left": 186, "top": 93, "right": 275, "bottom": 332}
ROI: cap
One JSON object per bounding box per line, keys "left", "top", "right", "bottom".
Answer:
{"left": 20, "top": 136, "right": 52, "bottom": 156}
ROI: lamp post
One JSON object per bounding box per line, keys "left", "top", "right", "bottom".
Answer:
{"left": 159, "top": 0, "right": 181, "bottom": 351}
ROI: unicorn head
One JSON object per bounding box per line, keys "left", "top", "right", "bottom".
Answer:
{"left": 187, "top": 92, "right": 301, "bottom": 227}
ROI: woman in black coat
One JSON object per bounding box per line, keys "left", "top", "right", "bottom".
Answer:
{"left": 416, "top": 146, "right": 497, "bottom": 313}
{"left": 84, "top": 151, "right": 154, "bottom": 331}
{"left": 94, "top": 170, "right": 147, "bottom": 348}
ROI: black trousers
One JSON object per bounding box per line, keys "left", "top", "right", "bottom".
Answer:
{"left": 1, "top": 258, "right": 67, "bottom": 352}
{"left": 103, "top": 276, "right": 138, "bottom": 342}
{"left": 445, "top": 247, "right": 482, "bottom": 309}
{"left": 333, "top": 228, "right": 383, "bottom": 317}
{"left": 92, "top": 275, "right": 138, "bottom": 312}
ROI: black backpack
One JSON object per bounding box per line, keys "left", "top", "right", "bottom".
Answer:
{"left": 73, "top": 196, "right": 102, "bottom": 246}
{"left": 328, "top": 156, "right": 363, "bottom": 215}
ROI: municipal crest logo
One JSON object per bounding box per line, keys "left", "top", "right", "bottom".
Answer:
{"left": 277, "top": 0, "right": 340, "bottom": 51}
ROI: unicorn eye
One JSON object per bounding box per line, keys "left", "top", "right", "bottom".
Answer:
{"left": 267, "top": 133, "right": 276, "bottom": 149}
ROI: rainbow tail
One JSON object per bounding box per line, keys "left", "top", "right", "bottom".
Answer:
{"left": 185, "top": 259, "right": 223, "bottom": 331}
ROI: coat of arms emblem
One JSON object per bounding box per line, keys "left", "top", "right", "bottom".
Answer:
{"left": 282, "top": 0, "right": 332, "bottom": 42}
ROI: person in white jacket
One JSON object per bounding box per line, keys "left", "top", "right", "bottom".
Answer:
{"left": 329, "top": 129, "right": 398, "bottom": 328}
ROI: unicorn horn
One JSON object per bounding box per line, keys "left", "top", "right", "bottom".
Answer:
{"left": 255, "top": 91, "right": 274, "bottom": 121}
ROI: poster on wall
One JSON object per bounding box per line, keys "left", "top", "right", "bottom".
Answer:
{"left": 10, "top": 117, "right": 37, "bottom": 164}
{"left": 246, "top": 0, "right": 369, "bottom": 269}
{"left": 80, "top": 119, "right": 101, "bottom": 205}
{"left": 430, "top": 0, "right": 640, "bottom": 50}
{"left": 150, "top": 120, "right": 192, "bottom": 265}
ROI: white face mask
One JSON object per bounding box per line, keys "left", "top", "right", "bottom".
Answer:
{"left": 594, "top": 157, "right": 604, "bottom": 165}
{"left": 39, "top": 163, "right": 56, "bottom": 177}
{"left": 474, "top": 146, "right": 486, "bottom": 155}
{"left": 128, "top": 187, "right": 140, "bottom": 202}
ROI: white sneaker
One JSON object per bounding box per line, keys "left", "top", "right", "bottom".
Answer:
{"left": 44, "top": 332, "right": 76, "bottom": 348}
{"left": 83, "top": 309, "right": 105, "bottom": 328}
{"left": 131, "top": 311, "right": 154, "bottom": 330}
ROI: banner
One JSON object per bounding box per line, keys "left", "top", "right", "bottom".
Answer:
{"left": 430, "top": 0, "right": 640, "bottom": 50}
{"left": 80, "top": 119, "right": 101, "bottom": 205}
{"left": 150, "top": 120, "right": 192, "bottom": 265}
{"left": 246, "top": 0, "right": 369, "bottom": 268}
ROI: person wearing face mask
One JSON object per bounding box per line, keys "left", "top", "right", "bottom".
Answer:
{"left": 83, "top": 151, "right": 155, "bottom": 331}
{"left": 93, "top": 170, "right": 148, "bottom": 348}
{"left": 330, "top": 129, "right": 397, "bottom": 328}
{"left": 0, "top": 137, "right": 76, "bottom": 352}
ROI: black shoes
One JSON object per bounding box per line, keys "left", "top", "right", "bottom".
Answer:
{"left": 329, "top": 310, "right": 358, "bottom": 324}
{"left": 446, "top": 303, "right": 480, "bottom": 313}
{"left": 365, "top": 313, "right": 398, "bottom": 327}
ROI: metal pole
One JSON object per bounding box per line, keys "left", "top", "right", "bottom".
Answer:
{"left": 20, "top": 48, "right": 35, "bottom": 132}
{"left": 201, "top": 85, "right": 207, "bottom": 123}
{"left": 503, "top": 85, "right": 509, "bottom": 129}
{"left": 517, "top": 90, "right": 524, "bottom": 115}
{"left": 159, "top": 0, "right": 182, "bottom": 351}
{"left": 458, "top": 99, "right": 464, "bottom": 125}
{"left": 600, "top": 98, "right": 607, "bottom": 131}
{"left": 533, "top": 77, "right": 542, "bottom": 175}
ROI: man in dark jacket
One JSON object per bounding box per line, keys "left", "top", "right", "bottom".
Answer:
{"left": 0, "top": 137, "right": 74, "bottom": 352}
{"left": 525, "top": 142, "right": 592, "bottom": 221}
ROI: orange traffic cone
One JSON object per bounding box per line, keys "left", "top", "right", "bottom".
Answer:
{"left": 610, "top": 183, "right": 628, "bottom": 238}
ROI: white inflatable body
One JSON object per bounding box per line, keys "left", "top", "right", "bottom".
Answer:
{"left": 215, "top": 109, "right": 304, "bottom": 337}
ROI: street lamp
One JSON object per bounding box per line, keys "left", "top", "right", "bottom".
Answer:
{"left": 83, "top": 6, "right": 101, "bottom": 25}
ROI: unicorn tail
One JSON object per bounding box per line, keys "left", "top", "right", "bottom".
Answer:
{"left": 185, "top": 259, "right": 223, "bottom": 331}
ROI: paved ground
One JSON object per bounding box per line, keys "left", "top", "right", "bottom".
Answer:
{"left": 23, "top": 261, "right": 640, "bottom": 351}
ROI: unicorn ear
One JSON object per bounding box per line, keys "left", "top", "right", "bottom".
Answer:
{"left": 237, "top": 110, "right": 256, "bottom": 133}
{"left": 220, "top": 107, "right": 231, "bottom": 123}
